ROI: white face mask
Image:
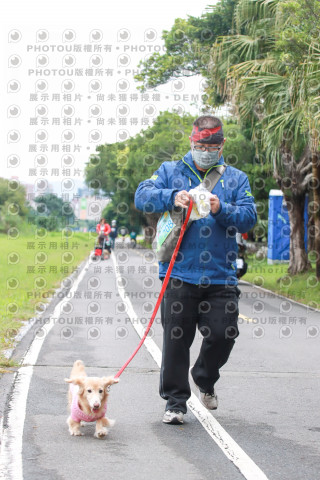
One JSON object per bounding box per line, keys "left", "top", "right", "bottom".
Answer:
{"left": 191, "top": 148, "right": 220, "bottom": 169}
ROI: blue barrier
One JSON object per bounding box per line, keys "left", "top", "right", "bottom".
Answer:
{"left": 267, "top": 190, "right": 308, "bottom": 264}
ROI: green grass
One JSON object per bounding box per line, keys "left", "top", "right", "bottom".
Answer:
{"left": 1, "top": 232, "right": 319, "bottom": 365}
{"left": 0, "top": 356, "right": 20, "bottom": 374}
{"left": 244, "top": 255, "right": 320, "bottom": 308}
{"left": 0, "top": 231, "right": 93, "bottom": 361}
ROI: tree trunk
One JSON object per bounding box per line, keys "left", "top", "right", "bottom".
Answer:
{"left": 311, "top": 151, "right": 320, "bottom": 279}
{"left": 285, "top": 194, "right": 311, "bottom": 275}
{"left": 307, "top": 214, "right": 315, "bottom": 253}
{"left": 276, "top": 143, "right": 312, "bottom": 274}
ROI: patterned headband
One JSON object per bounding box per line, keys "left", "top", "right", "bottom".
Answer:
{"left": 190, "top": 125, "right": 223, "bottom": 143}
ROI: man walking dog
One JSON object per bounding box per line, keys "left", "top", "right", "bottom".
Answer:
{"left": 135, "top": 115, "right": 257, "bottom": 424}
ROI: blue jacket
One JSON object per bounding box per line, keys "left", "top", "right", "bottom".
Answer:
{"left": 134, "top": 151, "right": 257, "bottom": 285}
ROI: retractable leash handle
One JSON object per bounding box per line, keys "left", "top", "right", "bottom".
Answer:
{"left": 114, "top": 199, "right": 194, "bottom": 379}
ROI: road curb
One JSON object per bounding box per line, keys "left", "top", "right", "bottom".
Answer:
{"left": 240, "top": 280, "right": 320, "bottom": 314}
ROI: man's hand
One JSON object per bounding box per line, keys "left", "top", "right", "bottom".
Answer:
{"left": 210, "top": 195, "right": 220, "bottom": 214}
{"left": 174, "top": 190, "right": 191, "bottom": 209}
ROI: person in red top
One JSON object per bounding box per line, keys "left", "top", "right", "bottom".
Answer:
{"left": 96, "top": 218, "right": 111, "bottom": 247}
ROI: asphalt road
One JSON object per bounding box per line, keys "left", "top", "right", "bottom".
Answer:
{"left": 1, "top": 244, "right": 320, "bottom": 480}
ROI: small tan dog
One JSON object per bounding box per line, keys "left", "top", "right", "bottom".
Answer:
{"left": 65, "top": 360, "right": 119, "bottom": 438}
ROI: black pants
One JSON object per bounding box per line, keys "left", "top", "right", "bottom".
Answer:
{"left": 159, "top": 278, "right": 240, "bottom": 414}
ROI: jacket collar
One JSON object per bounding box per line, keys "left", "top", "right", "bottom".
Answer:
{"left": 181, "top": 150, "right": 225, "bottom": 183}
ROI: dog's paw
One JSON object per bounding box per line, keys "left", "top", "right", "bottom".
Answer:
{"left": 107, "top": 418, "right": 116, "bottom": 428}
{"left": 69, "top": 428, "right": 83, "bottom": 436}
{"left": 94, "top": 427, "right": 108, "bottom": 438}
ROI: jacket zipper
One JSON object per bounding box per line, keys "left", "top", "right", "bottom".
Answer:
{"left": 183, "top": 159, "right": 219, "bottom": 280}
{"left": 182, "top": 159, "right": 219, "bottom": 185}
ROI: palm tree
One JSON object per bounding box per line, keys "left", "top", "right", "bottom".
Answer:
{"left": 208, "top": 0, "right": 320, "bottom": 275}
{"left": 235, "top": 68, "right": 314, "bottom": 275}
{"left": 303, "top": 42, "right": 320, "bottom": 278}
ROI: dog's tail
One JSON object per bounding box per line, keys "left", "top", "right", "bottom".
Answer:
{"left": 66, "top": 360, "right": 86, "bottom": 383}
{"left": 73, "top": 360, "right": 84, "bottom": 368}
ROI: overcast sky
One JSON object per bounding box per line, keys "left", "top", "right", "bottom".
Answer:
{"left": 0, "top": 0, "right": 219, "bottom": 190}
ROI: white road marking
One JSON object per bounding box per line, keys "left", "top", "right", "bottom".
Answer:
{"left": 0, "top": 252, "right": 269, "bottom": 480}
{"left": 238, "top": 313, "right": 254, "bottom": 323}
{"left": 112, "top": 253, "right": 269, "bottom": 480}
{"left": 240, "top": 279, "right": 320, "bottom": 313}
{"left": 0, "top": 257, "right": 91, "bottom": 480}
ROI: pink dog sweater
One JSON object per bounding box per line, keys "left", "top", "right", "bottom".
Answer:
{"left": 70, "top": 384, "right": 107, "bottom": 423}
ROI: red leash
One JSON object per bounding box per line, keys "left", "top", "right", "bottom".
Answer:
{"left": 114, "top": 199, "right": 193, "bottom": 379}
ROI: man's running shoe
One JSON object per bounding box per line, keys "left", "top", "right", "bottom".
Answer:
{"left": 189, "top": 366, "right": 218, "bottom": 410}
{"left": 162, "top": 410, "right": 184, "bottom": 424}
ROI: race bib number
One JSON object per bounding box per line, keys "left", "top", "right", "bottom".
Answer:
{"left": 155, "top": 211, "right": 176, "bottom": 252}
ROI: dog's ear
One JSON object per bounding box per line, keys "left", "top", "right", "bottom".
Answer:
{"left": 64, "top": 376, "right": 86, "bottom": 394}
{"left": 102, "top": 376, "right": 119, "bottom": 391}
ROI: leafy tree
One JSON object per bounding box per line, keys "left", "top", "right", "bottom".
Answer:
{"left": 277, "top": 0, "right": 320, "bottom": 278}
{"left": 222, "top": 121, "right": 277, "bottom": 238}
{"left": 208, "top": 0, "right": 320, "bottom": 275}
{"left": 34, "top": 193, "right": 74, "bottom": 230}
{"left": 0, "top": 178, "right": 29, "bottom": 232}
{"left": 85, "top": 111, "right": 194, "bottom": 236}
{"left": 35, "top": 216, "right": 53, "bottom": 230}
{"left": 134, "top": 0, "right": 320, "bottom": 276}
{"left": 34, "top": 193, "right": 64, "bottom": 216}
{"left": 85, "top": 112, "right": 261, "bottom": 240}
{"left": 135, "top": 0, "right": 237, "bottom": 105}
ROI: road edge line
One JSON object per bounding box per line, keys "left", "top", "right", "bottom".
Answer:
{"left": 240, "top": 280, "right": 320, "bottom": 313}
{"left": 0, "top": 256, "right": 91, "bottom": 480}
{"left": 112, "top": 253, "right": 270, "bottom": 480}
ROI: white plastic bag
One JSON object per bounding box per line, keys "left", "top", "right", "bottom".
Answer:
{"left": 189, "top": 184, "right": 213, "bottom": 220}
